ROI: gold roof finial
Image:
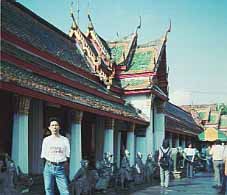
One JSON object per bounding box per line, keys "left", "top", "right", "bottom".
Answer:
{"left": 164, "top": 19, "right": 171, "bottom": 41}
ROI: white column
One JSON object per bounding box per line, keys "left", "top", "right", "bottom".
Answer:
{"left": 70, "top": 111, "right": 83, "bottom": 181}
{"left": 146, "top": 104, "right": 154, "bottom": 157}
{"left": 29, "top": 99, "right": 43, "bottom": 174}
{"left": 12, "top": 95, "right": 31, "bottom": 173}
{"left": 169, "top": 133, "right": 173, "bottom": 148}
{"left": 127, "top": 123, "right": 135, "bottom": 166}
{"left": 104, "top": 118, "right": 114, "bottom": 156}
{"left": 136, "top": 136, "right": 146, "bottom": 163}
{"left": 154, "top": 102, "right": 165, "bottom": 151}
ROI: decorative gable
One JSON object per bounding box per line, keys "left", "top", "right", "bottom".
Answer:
{"left": 69, "top": 12, "right": 115, "bottom": 88}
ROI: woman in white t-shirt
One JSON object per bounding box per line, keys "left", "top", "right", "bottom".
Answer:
{"left": 184, "top": 143, "right": 196, "bottom": 178}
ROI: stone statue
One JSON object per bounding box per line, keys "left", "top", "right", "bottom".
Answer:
{"left": 95, "top": 152, "right": 113, "bottom": 192}
{"left": 71, "top": 160, "right": 92, "bottom": 195}
{"left": 134, "top": 152, "right": 145, "bottom": 184}
{"left": 0, "top": 153, "right": 33, "bottom": 194}
{"left": 145, "top": 153, "right": 156, "bottom": 184}
{"left": 119, "top": 149, "right": 132, "bottom": 189}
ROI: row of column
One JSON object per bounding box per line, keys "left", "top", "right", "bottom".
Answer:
{"left": 11, "top": 95, "right": 164, "bottom": 181}
{"left": 168, "top": 133, "right": 195, "bottom": 148}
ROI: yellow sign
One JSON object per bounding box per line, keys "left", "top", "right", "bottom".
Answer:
{"left": 205, "top": 127, "right": 218, "bottom": 141}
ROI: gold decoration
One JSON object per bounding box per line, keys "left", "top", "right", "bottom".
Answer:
{"left": 105, "top": 118, "right": 115, "bottom": 129}
{"left": 14, "top": 95, "right": 31, "bottom": 114}
{"left": 205, "top": 127, "right": 218, "bottom": 141}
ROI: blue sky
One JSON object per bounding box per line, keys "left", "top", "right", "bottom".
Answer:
{"left": 17, "top": 0, "right": 227, "bottom": 106}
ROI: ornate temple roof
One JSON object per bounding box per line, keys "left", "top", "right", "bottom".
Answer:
{"left": 220, "top": 115, "right": 227, "bottom": 129}
{"left": 0, "top": 1, "right": 148, "bottom": 125}
{"left": 108, "top": 33, "right": 137, "bottom": 65}
{"left": 1, "top": 1, "right": 91, "bottom": 73}
{"left": 165, "top": 102, "right": 203, "bottom": 135}
{"left": 181, "top": 104, "right": 227, "bottom": 131}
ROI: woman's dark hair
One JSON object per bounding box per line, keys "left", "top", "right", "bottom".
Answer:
{"left": 48, "top": 117, "right": 61, "bottom": 126}
{"left": 162, "top": 139, "right": 169, "bottom": 149}
{"left": 216, "top": 140, "right": 221, "bottom": 145}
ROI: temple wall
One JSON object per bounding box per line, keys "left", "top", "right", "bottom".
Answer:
{"left": 153, "top": 102, "right": 165, "bottom": 151}
{"left": 125, "top": 94, "right": 155, "bottom": 155}
{"left": 125, "top": 94, "right": 152, "bottom": 120}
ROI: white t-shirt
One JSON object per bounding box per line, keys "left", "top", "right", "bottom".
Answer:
{"left": 184, "top": 148, "right": 196, "bottom": 156}
{"left": 210, "top": 144, "right": 224, "bottom": 161}
{"left": 41, "top": 135, "right": 70, "bottom": 163}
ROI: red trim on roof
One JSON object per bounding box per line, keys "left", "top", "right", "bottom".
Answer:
{"left": 110, "top": 86, "right": 123, "bottom": 94}
{"left": 124, "top": 89, "right": 151, "bottom": 95}
{"left": 1, "top": 52, "right": 124, "bottom": 104}
{"left": 116, "top": 72, "right": 156, "bottom": 79}
{"left": 123, "top": 88, "right": 168, "bottom": 101}
{"left": 1, "top": 31, "right": 100, "bottom": 82}
{"left": 115, "top": 66, "right": 127, "bottom": 71}
{"left": 0, "top": 82, "right": 149, "bottom": 125}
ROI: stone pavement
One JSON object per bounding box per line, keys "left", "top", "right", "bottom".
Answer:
{"left": 24, "top": 172, "right": 219, "bottom": 195}
{"left": 130, "top": 172, "right": 218, "bottom": 195}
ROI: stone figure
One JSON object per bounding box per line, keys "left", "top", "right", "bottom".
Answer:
{"left": 134, "top": 152, "right": 145, "bottom": 184}
{"left": 145, "top": 153, "right": 156, "bottom": 183}
{"left": 71, "top": 160, "right": 93, "bottom": 195}
{"left": 119, "top": 149, "right": 132, "bottom": 189}
{"left": 95, "top": 152, "right": 113, "bottom": 191}
{"left": 0, "top": 153, "right": 33, "bottom": 194}
{"left": 171, "top": 147, "right": 186, "bottom": 172}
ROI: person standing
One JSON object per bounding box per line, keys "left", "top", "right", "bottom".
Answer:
{"left": 41, "top": 118, "right": 70, "bottom": 195}
{"left": 205, "top": 145, "right": 213, "bottom": 173}
{"left": 184, "top": 143, "right": 196, "bottom": 178}
{"left": 158, "top": 139, "right": 171, "bottom": 188}
{"left": 210, "top": 140, "right": 224, "bottom": 189}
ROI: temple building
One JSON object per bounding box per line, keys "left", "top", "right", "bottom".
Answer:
{"left": 181, "top": 103, "right": 227, "bottom": 133}
{"left": 0, "top": 1, "right": 202, "bottom": 179}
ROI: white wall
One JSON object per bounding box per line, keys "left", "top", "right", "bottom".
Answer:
{"left": 125, "top": 94, "right": 155, "bottom": 155}
{"left": 154, "top": 102, "right": 165, "bottom": 151}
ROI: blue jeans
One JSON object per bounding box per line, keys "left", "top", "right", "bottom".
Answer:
{"left": 43, "top": 162, "right": 69, "bottom": 195}
{"left": 186, "top": 156, "right": 194, "bottom": 178}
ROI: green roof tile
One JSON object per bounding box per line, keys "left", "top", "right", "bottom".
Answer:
{"left": 209, "top": 112, "right": 219, "bottom": 124}
{"left": 220, "top": 115, "right": 227, "bottom": 128}
{"left": 111, "top": 45, "right": 124, "bottom": 64}
{"left": 129, "top": 51, "right": 153, "bottom": 71}
{"left": 198, "top": 111, "right": 208, "bottom": 120}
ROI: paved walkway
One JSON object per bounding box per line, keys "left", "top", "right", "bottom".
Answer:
{"left": 24, "top": 172, "right": 219, "bottom": 195}
{"left": 130, "top": 172, "right": 218, "bottom": 195}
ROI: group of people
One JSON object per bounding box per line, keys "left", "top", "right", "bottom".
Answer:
{"left": 158, "top": 139, "right": 227, "bottom": 194}
{"left": 40, "top": 118, "right": 227, "bottom": 194}
{"left": 158, "top": 139, "right": 201, "bottom": 188}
